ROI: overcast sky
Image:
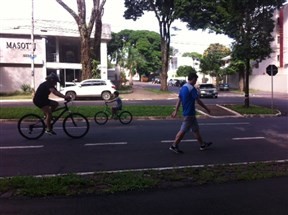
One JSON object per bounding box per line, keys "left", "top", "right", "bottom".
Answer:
{"left": 0, "top": 0, "right": 235, "bottom": 54}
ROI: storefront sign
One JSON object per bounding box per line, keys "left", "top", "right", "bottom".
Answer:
{"left": 0, "top": 37, "right": 43, "bottom": 64}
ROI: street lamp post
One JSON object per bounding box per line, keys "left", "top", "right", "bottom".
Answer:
{"left": 31, "top": 0, "right": 35, "bottom": 93}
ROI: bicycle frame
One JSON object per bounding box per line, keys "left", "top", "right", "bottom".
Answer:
{"left": 50, "top": 101, "right": 71, "bottom": 126}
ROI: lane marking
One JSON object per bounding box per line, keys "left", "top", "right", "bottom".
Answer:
{"left": 85, "top": 142, "right": 128, "bottom": 146}
{"left": 200, "top": 122, "right": 250, "bottom": 126}
{"left": 232, "top": 137, "right": 265, "bottom": 140}
{"left": 161, "top": 139, "right": 197, "bottom": 143}
{"left": 6, "top": 159, "right": 288, "bottom": 179}
{"left": 0, "top": 145, "right": 44, "bottom": 150}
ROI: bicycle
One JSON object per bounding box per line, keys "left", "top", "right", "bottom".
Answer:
{"left": 94, "top": 102, "right": 133, "bottom": 125}
{"left": 17, "top": 100, "right": 89, "bottom": 140}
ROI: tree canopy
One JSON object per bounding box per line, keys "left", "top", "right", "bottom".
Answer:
{"left": 177, "top": 0, "right": 285, "bottom": 107}
{"left": 107, "top": 29, "right": 162, "bottom": 78}
{"left": 200, "top": 43, "right": 231, "bottom": 79}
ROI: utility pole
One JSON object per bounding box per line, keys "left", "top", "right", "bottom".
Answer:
{"left": 31, "top": 0, "right": 35, "bottom": 93}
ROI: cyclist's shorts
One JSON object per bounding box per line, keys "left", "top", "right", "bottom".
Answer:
{"left": 34, "top": 99, "right": 58, "bottom": 109}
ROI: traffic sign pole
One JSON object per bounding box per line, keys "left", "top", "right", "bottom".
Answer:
{"left": 270, "top": 67, "right": 274, "bottom": 113}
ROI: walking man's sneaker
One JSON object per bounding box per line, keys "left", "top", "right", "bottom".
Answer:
{"left": 45, "top": 129, "right": 57, "bottom": 135}
{"left": 169, "top": 145, "right": 184, "bottom": 154}
{"left": 200, "top": 142, "right": 213, "bottom": 151}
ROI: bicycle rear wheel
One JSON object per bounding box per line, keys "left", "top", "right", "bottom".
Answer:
{"left": 94, "top": 111, "right": 108, "bottom": 125}
{"left": 17, "top": 114, "right": 45, "bottom": 140}
{"left": 63, "top": 113, "right": 89, "bottom": 138}
{"left": 119, "top": 111, "right": 133, "bottom": 125}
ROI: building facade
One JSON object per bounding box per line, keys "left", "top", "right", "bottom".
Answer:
{"left": 250, "top": 3, "right": 288, "bottom": 93}
{"left": 0, "top": 19, "right": 111, "bottom": 93}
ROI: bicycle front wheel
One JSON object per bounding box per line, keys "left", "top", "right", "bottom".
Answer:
{"left": 94, "top": 111, "right": 108, "bottom": 125}
{"left": 17, "top": 114, "right": 45, "bottom": 140}
{"left": 63, "top": 113, "right": 89, "bottom": 138}
{"left": 119, "top": 111, "right": 133, "bottom": 125}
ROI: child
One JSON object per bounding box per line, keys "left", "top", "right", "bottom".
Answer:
{"left": 105, "top": 91, "right": 122, "bottom": 117}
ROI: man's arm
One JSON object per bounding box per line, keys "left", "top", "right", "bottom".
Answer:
{"left": 171, "top": 98, "right": 181, "bottom": 118}
{"left": 196, "top": 98, "right": 211, "bottom": 114}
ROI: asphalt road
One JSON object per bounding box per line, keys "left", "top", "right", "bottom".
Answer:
{"left": 1, "top": 117, "right": 287, "bottom": 177}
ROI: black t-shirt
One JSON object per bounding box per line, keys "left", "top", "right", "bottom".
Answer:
{"left": 33, "top": 81, "right": 56, "bottom": 107}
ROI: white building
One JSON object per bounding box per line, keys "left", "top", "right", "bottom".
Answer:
{"left": 249, "top": 3, "right": 288, "bottom": 93}
{"left": 168, "top": 53, "right": 214, "bottom": 83}
{"left": 0, "top": 19, "right": 111, "bottom": 93}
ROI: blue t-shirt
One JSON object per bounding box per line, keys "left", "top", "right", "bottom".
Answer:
{"left": 179, "top": 83, "right": 199, "bottom": 116}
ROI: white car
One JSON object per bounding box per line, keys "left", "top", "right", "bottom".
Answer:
{"left": 60, "top": 79, "right": 116, "bottom": 100}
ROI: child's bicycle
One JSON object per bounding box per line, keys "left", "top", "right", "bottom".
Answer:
{"left": 94, "top": 102, "right": 133, "bottom": 125}
{"left": 17, "top": 100, "right": 90, "bottom": 140}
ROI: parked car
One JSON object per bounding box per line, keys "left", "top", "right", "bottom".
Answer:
{"left": 167, "top": 79, "right": 178, "bottom": 86}
{"left": 60, "top": 79, "right": 116, "bottom": 100}
{"left": 198, "top": 83, "right": 218, "bottom": 98}
{"left": 219, "top": 83, "right": 230, "bottom": 91}
{"left": 152, "top": 77, "right": 161, "bottom": 84}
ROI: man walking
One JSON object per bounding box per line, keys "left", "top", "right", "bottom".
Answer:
{"left": 170, "top": 72, "right": 212, "bottom": 153}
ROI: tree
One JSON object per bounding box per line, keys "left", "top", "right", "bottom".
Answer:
{"left": 200, "top": 43, "right": 231, "bottom": 82}
{"left": 123, "top": 0, "right": 178, "bottom": 91}
{"left": 176, "top": 65, "right": 196, "bottom": 78}
{"left": 177, "top": 0, "right": 285, "bottom": 107}
{"left": 56, "top": 0, "right": 106, "bottom": 80}
{"left": 107, "top": 29, "right": 161, "bottom": 77}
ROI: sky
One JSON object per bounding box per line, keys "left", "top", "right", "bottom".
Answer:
{"left": 0, "top": 0, "right": 235, "bottom": 54}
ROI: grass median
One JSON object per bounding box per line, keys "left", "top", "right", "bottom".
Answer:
{"left": 0, "top": 104, "right": 279, "bottom": 120}
{"left": 1, "top": 161, "right": 288, "bottom": 198}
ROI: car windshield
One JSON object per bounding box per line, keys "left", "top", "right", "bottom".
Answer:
{"left": 200, "top": 84, "right": 214, "bottom": 89}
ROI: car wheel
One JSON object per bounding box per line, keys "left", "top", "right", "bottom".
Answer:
{"left": 66, "top": 91, "right": 76, "bottom": 100}
{"left": 102, "top": 91, "right": 112, "bottom": 100}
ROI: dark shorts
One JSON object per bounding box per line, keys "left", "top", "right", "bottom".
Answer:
{"left": 33, "top": 99, "right": 58, "bottom": 109}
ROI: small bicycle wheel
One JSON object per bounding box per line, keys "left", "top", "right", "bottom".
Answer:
{"left": 17, "top": 114, "right": 45, "bottom": 140}
{"left": 94, "top": 111, "right": 108, "bottom": 125}
{"left": 63, "top": 113, "right": 89, "bottom": 138}
{"left": 119, "top": 111, "right": 133, "bottom": 125}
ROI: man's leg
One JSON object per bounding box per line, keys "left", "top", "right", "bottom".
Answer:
{"left": 169, "top": 130, "right": 185, "bottom": 153}
{"left": 193, "top": 130, "right": 212, "bottom": 151}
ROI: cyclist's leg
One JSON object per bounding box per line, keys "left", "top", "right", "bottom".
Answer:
{"left": 49, "top": 100, "right": 59, "bottom": 112}
{"left": 41, "top": 105, "right": 53, "bottom": 131}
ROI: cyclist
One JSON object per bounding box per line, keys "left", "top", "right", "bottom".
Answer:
{"left": 105, "top": 91, "right": 122, "bottom": 118}
{"left": 33, "top": 72, "right": 70, "bottom": 135}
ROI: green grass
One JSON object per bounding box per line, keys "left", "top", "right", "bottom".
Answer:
{"left": 0, "top": 162, "right": 287, "bottom": 198}
{"left": 0, "top": 104, "right": 278, "bottom": 120}
{"left": 225, "top": 104, "right": 278, "bottom": 115}
{"left": 0, "top": 105, "right": 179, "bottom": 119}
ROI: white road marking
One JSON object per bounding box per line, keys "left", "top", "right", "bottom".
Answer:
{"left": 0, "top": 145, "right": 44, "bottom": 150}
{"left": 200, "top": 122, "right": 250, "bottom": 126}
{"left": 232, "top": 137, "right": 265, "bottom": 140}
{"left": 85, "top": 142, "right": 128, "bottom": 146}
{"left": 9, "top": 159, "right": 288, "bottom": 179}
{"left": 161, "top": 139, "right": 197, "bottom": 143}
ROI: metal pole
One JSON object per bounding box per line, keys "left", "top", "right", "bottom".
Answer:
{"left": 271, "top": 67, "right": 274, "bottom": 114}
{"left": 31, "top": 0, "right": 35, "bottom": 92}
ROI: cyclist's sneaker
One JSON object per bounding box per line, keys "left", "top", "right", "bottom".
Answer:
{"left": 169, "top": 145, "right": 183, "bottom": 154}
{"left": 200, "top": 142, "right": 213, "bottom": 151}
{"left": 45, "top": 129, "right": 57, "bottom": 135}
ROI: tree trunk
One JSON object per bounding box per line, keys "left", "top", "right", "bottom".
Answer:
{"left": 160, "top": 39, "right": 169, "bottom": 91}
{"left": 93, "top": 18, "right": 102, "bottom": 63}
{"left": 80, "top": 34, "right": 92, "bottom": 80}
{"left": 244, "top": 58, "right": 250, "bottom": 108}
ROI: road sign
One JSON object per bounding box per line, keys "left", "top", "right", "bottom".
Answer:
{"left": 266, "top": 65, "right": 278, "bottom": 76}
